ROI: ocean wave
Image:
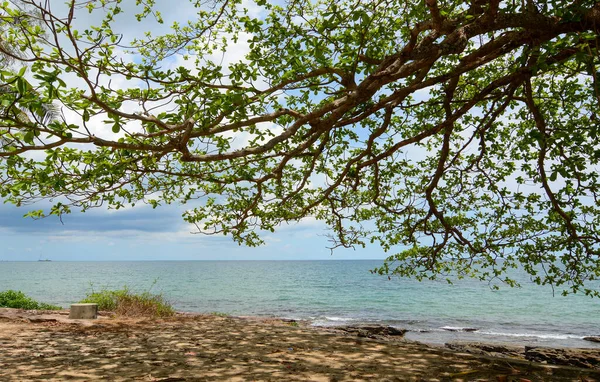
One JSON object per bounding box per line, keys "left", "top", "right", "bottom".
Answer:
{"left": 310, "top": 316, "right": 360, "bottom": 326}
{"left": 410, "top": 325, "right": 588, "bottom": 342}
{"left": 478, "top": 331, "right": 584, "bottom": 340}
{"left": 441, "top": 326, "right": 478, "bottom": 332}
{"left": 309, "top": 317, "right": 590, "bottom": 344}
{"left": 324, "top": 316, "right": 356, "bottom": 322}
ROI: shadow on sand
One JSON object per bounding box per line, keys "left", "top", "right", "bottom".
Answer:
{"left": 0, "top": 312, "right": 598, "bottom": 381}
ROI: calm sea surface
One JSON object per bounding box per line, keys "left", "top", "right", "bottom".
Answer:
{"left": 0, "top": 260, "right": 598, "bottom": 348}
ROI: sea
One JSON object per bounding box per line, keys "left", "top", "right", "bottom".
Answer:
{"left": 0, "top": 260, "right": 598, "bottom": 349}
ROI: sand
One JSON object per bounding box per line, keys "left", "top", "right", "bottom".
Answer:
{"left": 0, "top": 308, "right": 598, "bottom": 381}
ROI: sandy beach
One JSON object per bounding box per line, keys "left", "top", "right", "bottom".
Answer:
{"left": 0, "top": 308, "right": 598, "bottom": 381}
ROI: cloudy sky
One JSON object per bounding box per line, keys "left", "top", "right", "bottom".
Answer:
{"left": 0, "top": 0, "right": 385, "bottom": 261}
{"left": 0, "top": 200, "right": 385, "bottom": 261}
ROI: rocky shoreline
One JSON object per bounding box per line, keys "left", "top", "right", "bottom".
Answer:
{"left": 3, "top": 307, "right": 600, "bottom": 369}
{"left": 1, "top": 308, "right": 599, "bottom": 381}
{"left": 4, "top": 307, "right": 600, "bottom": 370}
{"left": 320, "top": 324, "right": 600, "bottom": 370}
{"left": 445, "top": 342, "right": 600, "bottom": 369}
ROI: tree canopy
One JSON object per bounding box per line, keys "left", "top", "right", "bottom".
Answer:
{"left": 1, "top": 0, "right": 600, "bottom": 295}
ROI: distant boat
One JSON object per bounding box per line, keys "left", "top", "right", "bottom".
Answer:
{"left": 38, "top": 255, "right": 51, "bottom": 262}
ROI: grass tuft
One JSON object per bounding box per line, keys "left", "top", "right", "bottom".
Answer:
{"left": 0, "top": 290, "right": 61, "bottom": 310}
{"left": 79, "top": 287, "right": 174, "bottom": 318}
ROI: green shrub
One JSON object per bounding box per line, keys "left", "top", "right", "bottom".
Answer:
{"left": 0, "top": 290, "right": 61, "bottom": 310}
{"left": 79, "top": 289, "right": 128, "bottom": 311}
{"left": 80, "top": 287, "right": 174, "bottom": 318}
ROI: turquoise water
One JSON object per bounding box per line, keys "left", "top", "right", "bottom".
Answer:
{"left": 0, "top": 260, "right": 598, "bottom": 348}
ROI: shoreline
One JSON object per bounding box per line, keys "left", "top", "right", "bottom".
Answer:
{"left": 0, "top": 308, "right": 599, "bottom": 381}
{"left": 197, "top": 310, "right": 600, "bottom": 351}
{"left": 3, "top": 260, "right": 597, "bottom": 353}
{"left": 310, "top": 320, "right": 600, "bottom": 350}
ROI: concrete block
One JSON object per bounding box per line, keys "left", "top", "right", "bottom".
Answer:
{"left": 69, "top": 303, "right": 98, "bottom": 319}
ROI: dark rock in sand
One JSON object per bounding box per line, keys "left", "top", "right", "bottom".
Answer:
{"left": 384, "top": 326, "right": 407, "bottom": 336}
{"left": 27, "top": 317, "right": 58, "bottom": 323}
{"left": 524, "top": 346, "right": 600, "bottom": 369}
{"left": 445, "top": 342, "right": 525, "bottom": 359}
{"left": 335, "top": 325, "right": 407, "bottom": 339}
{"left": 446, "top": 342, "right": 600, "bottom": 369}
{"left": 583, "top": 336, "right": 600, "bottom": 343}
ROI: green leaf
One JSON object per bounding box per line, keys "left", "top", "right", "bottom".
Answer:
{"left": 15, "top": 77, "right": 27, "bottom": 95}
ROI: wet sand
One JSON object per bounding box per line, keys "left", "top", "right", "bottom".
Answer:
{"left": 0, "top": 308, "right": 598, "bottom": 381}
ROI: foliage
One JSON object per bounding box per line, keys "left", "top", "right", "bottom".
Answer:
{"left": 1, "top": 0, "right": 600, "bottom": 295}
{"left": 0, "top": 1, "right": 58, "bottom": 131}
{"left": 79, "top": 288, "right": 127, "bottom": 312}
{"left": 0, "top": 290, "right": 61, "bottom": 310}
{"left": 80, "top": 287, "right": 175, "bottom": 318}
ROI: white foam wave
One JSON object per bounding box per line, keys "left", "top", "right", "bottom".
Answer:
{"left": 324, "top": 316, "right": 355, "bottom": 322}
{"left": 441, "top": 326, "right": 477, "bottom": 332}
{"left": 478, "top": 331, "right": 584, "bottom": 340}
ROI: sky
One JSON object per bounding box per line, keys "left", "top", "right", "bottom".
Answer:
{"left": 0, "top": 200, "right": 386, "bottom": 261}
{"left": 0, "top": 0, "right": 387, "bottom": 262}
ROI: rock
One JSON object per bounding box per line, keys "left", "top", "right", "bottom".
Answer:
{"left": 524, "top": 346, "right": 600, "bottom": 369}
{"left": 27, "top": 317, "right": 58, "bottom": 323}
{"left": 446, "top": 342, "right": 600, "bottom": 369}
{"left": 445, "top": 342, "right": 525, "bottom": 359}
{"left": 583, "top": 336, "right": 600, "bottom": 343}
{"left": 386, "top": 326, "right": 407, "bottom": 336}
{"left": 335, "top": 325, "right": 407, "bottom": 339}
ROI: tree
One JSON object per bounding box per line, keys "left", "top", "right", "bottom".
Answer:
{"left": 1, "top": 0, "right": 599, "bottom": 295}
{"left": 0, "top": 0, "right": 58, "bottom": 150}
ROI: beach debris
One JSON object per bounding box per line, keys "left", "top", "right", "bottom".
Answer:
{"left": 447, "top": 369, "right": 480, "bottom": 377}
